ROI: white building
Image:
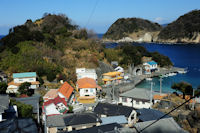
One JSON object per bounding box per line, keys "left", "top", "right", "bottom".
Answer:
{"left": 119, "top": 88, "right": 159, "bottom": 109}
{"left": 114, "top": 66, "right": 124, "bottom": 74}
{"left": 7, "top": 72, "right": 40, "bottom": 93}
{"left": 76, "top": 77, "right": 101, "bottom": 103}
{"left": 143, "top": 61, "right": 158, "bottom": 74}
{"left": 76, "top": 68, "right": 97, "bottom": 81}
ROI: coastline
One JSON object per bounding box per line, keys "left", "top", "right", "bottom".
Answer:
{"left": 101, "top": 39, "right": 200, "bottom": 45}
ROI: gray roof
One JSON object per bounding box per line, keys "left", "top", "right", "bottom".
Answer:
{"left": 101, "top": 115, "right": 128, "bottom": 125}
{"left": 134, "top": 117, "right": 188, "bottom": 133}
{"left": 14, "top": 95, "right": 40, "bottom": 113}
{"left": 47, "top": 113, "right": 101, "bottom": 127}
{"left": 0, "top": 95, "right": 9, "bottom": 113}
{"left": 0, "top": 118, "right": 38, "bottom": 133}
{"left": 120, "top": 88, "right": 159, "bottom": 101}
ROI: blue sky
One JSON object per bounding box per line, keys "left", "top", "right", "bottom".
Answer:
{"left": 0, "top": 0, "right": 200, "bottom": 34}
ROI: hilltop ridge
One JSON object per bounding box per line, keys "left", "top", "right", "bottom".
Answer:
{"left": 103, "top": 10, "right": 200, "bottom": 44}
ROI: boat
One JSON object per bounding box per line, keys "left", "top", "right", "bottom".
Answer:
{"left": 145, "top": 78, "right": 152, "bottom": 81}
{"left": 178, "top": 70, "right": 187, "bottom": 74}
{"left": 168, "top": 72, "right": 177, "bottom": 76}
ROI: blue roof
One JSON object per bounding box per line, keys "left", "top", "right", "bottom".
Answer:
{"left": 136, "top": 108, "right": 170, "bottom": 122}
{"left": 101, "top": 115, "right": 128, "bottom": 125}
{"left": 147, "top": 61, "right": 157, "bottom": 65}
{"left": 13, "top": 72, "right": 37, "bottom": 78}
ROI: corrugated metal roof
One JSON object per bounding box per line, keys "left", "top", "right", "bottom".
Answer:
{"left": 13, "top": 72, "right": 36, "bottom": 78}
{"left": 101, "top": 115, "right": 127, "bottom": 125}
{"left": 147, "top": 61, "right": 157, "bottom": 65}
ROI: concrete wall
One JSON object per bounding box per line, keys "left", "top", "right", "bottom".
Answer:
{"left": 119, "top": 97, "right": 151, "bottom": 109}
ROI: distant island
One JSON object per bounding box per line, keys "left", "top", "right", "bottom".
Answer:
{"left": 103, "top": 10, "right": 200, "bottom": 44}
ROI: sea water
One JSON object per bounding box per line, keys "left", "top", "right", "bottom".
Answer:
{"left": 105, "top": 42, "right": 200, "bottom": 92}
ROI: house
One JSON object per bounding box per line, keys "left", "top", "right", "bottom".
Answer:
{"left": 0, "top": 118, "right": 38, "bottom": 133}
{"left": 119, "top": 88, "right": 159, "bottom": 109}
{"left": 143, "top": 61, "right": 158, "bottom": 74}
{"left": 15, "top": 95, "right": 40, "bottom": 123}
{"left": 133, "top": 117, "right": 187, "bottom": 133}
{"left": 7, "top": 72, "right": 40, "bottom": 93}
{"left": 76, "top": 68, "right": 97, "bottom": 81}
{"left": 46, "top": 113, "right": 101, "bottom": 133}
{"left": 102, "top": 71, "right": 123, "bottom": 85}
{"left": 43, "top": 96, "right": 68, "bottom": 117}
{"left": 136, "top": 108, "right": 170, "bottom": 122}
{"left": 0, "top": 95, "right": 18, "bottom": 122}
{"left": 114, "top": 66, "right": 124, "bottom": 74}
{"left": 66, "top": 123, "right": 122, "bottom": 133}
{"left": 58, "top": 82, "right": 74, "bottom": 103}
{"left": 43, "top": 89, "right": 58, "bottom": 102}
{"left": 93, "top": 102, "right": 137, "bottom": 125}
{"left": 0, "top": 95, "right": 10, "bottom": 122}
{"left": 76, "top": 77, "right": 101, "bottom": 104}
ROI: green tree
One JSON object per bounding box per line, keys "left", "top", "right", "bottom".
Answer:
{"left": 171, "top": 82, "right": 193, "bottom": 99}
{"left": 18, "top": 82, "right": 31, "bottom": 96}
{"left": 10, "top": 99, "right": 33, "bottom": 118}
{"left": 0, "top": 82, "right": 8, "bottom": 94}
{"left": 47, "top": 71, "right": 56, "bottom": 82}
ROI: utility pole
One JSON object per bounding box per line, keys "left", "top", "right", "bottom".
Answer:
{"left": 44, "top": 106, "right": 47, "bottom": 133}
{"left": 159, "top": 77, "right": 162, "bottom": 95}
{"left": 192, "top": 89, "right": 195, "bottom": 110}
{"left": 150, "top": 82, "right": 153, "bottom": 108}
{"left": 112, "top": 82, "right": 115, "bottom": 101}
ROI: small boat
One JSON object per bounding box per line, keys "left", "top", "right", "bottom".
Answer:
{"left": 168, "top": 72, "right": 177, "bottom": 76}
{"left": 178, "top": 70, "right": 187, "bottom": 74}
{"left": 146, "top": 78, "right": 152, "bottom": 81}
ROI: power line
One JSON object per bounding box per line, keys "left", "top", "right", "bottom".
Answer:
{"left": 85, "top": 0, "right": 100, "bottom": 28}
{"left": 137, "top": 92, "right": 200, "bottom": 133}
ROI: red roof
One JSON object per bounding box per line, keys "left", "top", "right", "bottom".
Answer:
{"left": 77, "top": 77, "right": 101, "bottom": 89}
{"left": 58, "top": 82, "right": 74, "bottom": 99}
{"left": 43, "top": 96, "right": 67, "bottom": 107}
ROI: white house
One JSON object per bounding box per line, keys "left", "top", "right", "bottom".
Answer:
{"left": 7, "top": 72, "right": 40, "bottom": 93}
{"left": 114, "top": 66, "right": 124, "bottom": 75}
{"left": 143, "top": 61, "right": 158, "bottom": 74}
{"left": 76, "top": 77, "right": 101, "bottom": 103}
{"left": 76, "top": 68, "right": 97, "bottom": 81}
{"left": 119, "top": 88, "right": 159, "bottom": 109}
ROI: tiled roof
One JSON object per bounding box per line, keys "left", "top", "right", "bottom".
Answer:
{"left": 94, "top": 102, "right": 134, "bottom": 118}
{"left": 136, "top": 108, "right": 170, "bottom": 122}
{"left": 47, "top": 113, "right": 101, "bottom": 127}
{"left": 43, "top": 96, "right": 67, "bottom": 108}
{"left": 8, "top": 81, "right": 40, "bottom": 86}
{"left": 103, "top": 71, "right": 121, "bottom": 76}
{"left": 13, "top": 72, "right": 36, "bottom": 78}
{"left": 153, "top": 94, "right": 168, "bottom": 100}
{"left": 58, "top": 82, "right": 74, "bottom": 99}
{"left": 43, "top": 89, "right": 58, "bottom": 101}
{"left": 77, "top": 77, "right": 101, "bottom": 89}
{"left": 134, "top": 117, "right": 187, "bottom": 133}
{"left": 0, "top": 118, "right": 38, "bottom": 133}
{"left": 0, "top": 95, "right": 9, "bottom": 113}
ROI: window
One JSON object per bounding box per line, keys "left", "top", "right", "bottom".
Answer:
{"left": 90, "top": 89, "right": 93, "bottom": 93}
{"left": 85, "top": 89, "right": 88, "bottom": 93}
{"left": 136, "top": 101, "right": 139, "bottom": 105}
